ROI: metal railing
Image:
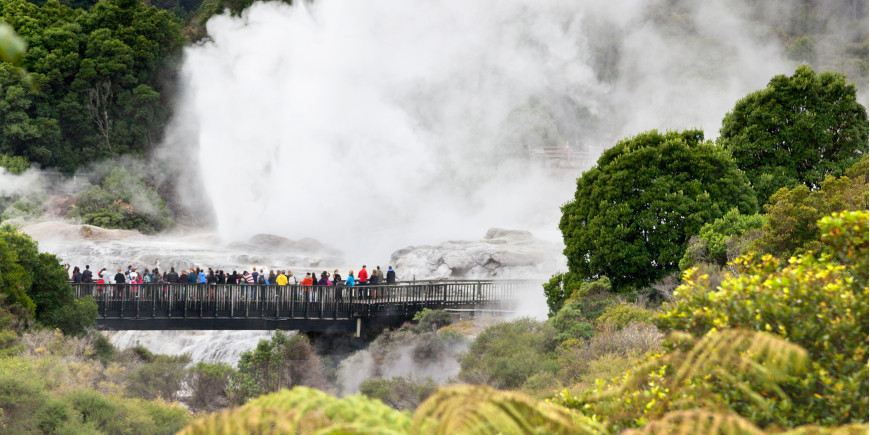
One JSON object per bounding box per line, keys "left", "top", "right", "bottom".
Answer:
{"left": 72, "top": 280, "right": 536, "bottom": 322}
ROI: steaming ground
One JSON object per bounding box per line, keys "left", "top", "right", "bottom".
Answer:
{"left": 105, "top": 330, "right": 275, "bottom": 365}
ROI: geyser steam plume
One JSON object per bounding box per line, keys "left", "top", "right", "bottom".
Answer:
{"left": 179, "top": 0, "right": 795, "bottom": 260}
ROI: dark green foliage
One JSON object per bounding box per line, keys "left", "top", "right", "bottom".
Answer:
{"left": 548, "top": 278, "right": 622, "bottom": 342}
{"left": 0, "top": 229, "right": 35, "bottom": 323}
{"left": 750, "top": 155, "right": 868, "bottom": 259}
{"left": 129, "top": 344, "right": 154, "bottom": 362}
{"left": 359, "top": 376, "right": 437, "bottom": 411}
{"left": 90, "top": 331, "right": 115, "bottom": 363}
{"left": 187, "top": 361, "right": 233, "bottom": 412}
{"left": 0, "top": 0, "right": 186, "bottom": 172}
{"left": 678, "top": 208, "right": 766, "bottom": 270}
{"left": 549, "top": 310, "right": 594, "bottom": 342}
{"left": 35, "top": 398, "right": 76, "bottom": 433}
{"left": 719, "top": 65, "right": 869, "bottom": 204}
{"left": 126, "top": 353, "right": 191, "bottom": 400}
{"left": 458, "top": 318, "right": 559, "bottom": 389}
{"left": 412, "top": 308, "right": 452, "bottom": 333}
{"left": 69, "top": 166, "right": 171, "bottom": 233}
{"left": 0, "top": 224, "right": 95, "bottom": 334}
{"left": 560, "top": 129, "right": 757, "bottom": 291}
{"left": 47, "top": 296, "right": 96, "bottom": 336}
{"left": 543, "top": 273, "right": 611, "bottom": 318}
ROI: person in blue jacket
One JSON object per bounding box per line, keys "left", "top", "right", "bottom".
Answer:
{"left": 346, "top": 270, "right": 355, "bottom": 298}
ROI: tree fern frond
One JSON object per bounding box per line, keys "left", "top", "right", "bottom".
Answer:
{"left": 621, "top": 410, "right": 765, "bottom": 435}
{"left": 579, "top": 328, "right": 810, "bottom": 429}
{"left": 783, "top": 423, "right": 870, "bottom": 435}
{"left": 673, "top": 329, "right": 808, "bottom": 386}
{"left": 411, "top": 385, "right": 603, "bottom": 435}
{"left": 178, "top": 386, "right": 410, "bottom": 434}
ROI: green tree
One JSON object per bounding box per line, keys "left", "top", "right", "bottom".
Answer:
{"left": 228, "top": 331, "right": 327, "bottom": 404}
{"left": 0, "top": 224, "right": 95, "bottom": 334}
{"left": 560, "top": 129, "right": 757, "bottom": 291}
{"left": 187, "top": 362, "right": 233, "bottom": 412}
{"left": 719, "top": 65, "right": 869, "bottom": 204}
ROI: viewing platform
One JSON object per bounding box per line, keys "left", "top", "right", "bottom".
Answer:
{"left": 530, "top": 146, "right": 596, "bottom": 169}
{"left": 72, "top": 280, "right": 537, "bottom": 336}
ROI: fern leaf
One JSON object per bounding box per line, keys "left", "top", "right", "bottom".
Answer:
{"left": 411, "top": 385, "right": 603, "bottom": 435}
{"left": 621, "top": 410, "right": 765, "bottom": 435}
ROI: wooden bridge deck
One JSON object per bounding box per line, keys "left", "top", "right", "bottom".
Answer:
{"left": 72, "top": 280, "right": 537, "bottom": 334}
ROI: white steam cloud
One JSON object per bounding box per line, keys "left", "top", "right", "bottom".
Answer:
{"left": 179, "top": 0, "right": 798, "bottom": 261}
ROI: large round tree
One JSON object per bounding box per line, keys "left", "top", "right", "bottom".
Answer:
{"left": 718, "top": 65, "right": 868, "bottom": 204}
{"left": 560, "top": 130, "right": 757, "bottom": 291}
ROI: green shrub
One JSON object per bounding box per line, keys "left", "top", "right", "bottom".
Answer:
{"left": 91, "top": 332, "right": 116, "bottom": 364}
{"left": 413, "top": 309, "right": 453, "bottom": 332}
{"left": 35, "top": 398, "right": 79, "bottom": 434}
{"left": 597, "top": 303, "right": 652, "bottom": 330}
{"left": 543, "top": 273, "right": 611, "bottom": 317}
{"left": 48, "top": 296, "right": 97, "bottom": 336}
{"left": 0, "top": 365, "right": 48, "bottom": 432}
{"left": 0, "top": 154, "right": 28, "bottom": 174}
{"left": 359, "top": 376, "right": 437, "bottom": 410}
{"left": 749, "top": 156, "right": 868, "bottom": 259}
{"left": 548, "top": 278, "right": 620, "bottom": 342}
{"left": 69, "top": 167, "right": 172, "bottom": 234}
{"left": 129, "top": 398, "right": 192, "bottom": 434}
{"left": 458, "top": 318, "right": 559, "bottom": 389}
{"left": 549, "top": 304, "right": 594, "bottom": 341}
{"left": 655, "top": 210, "right": 869, "bottom": 427}
{"left": 521, "top": 370, "right": 561, "bottom": 393}
{"left": 65, "top": 389, "right": 123, "bottom": 433}
{"left": 678, "top": 209, "right": 766, "bottom": 270}
{"left": 127, "top": 354, "right": 191, "bottom": 401}
{"left": 0, "top": 196, "right": 44, "bottom": 221}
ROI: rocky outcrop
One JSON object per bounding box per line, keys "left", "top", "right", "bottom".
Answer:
{"left": 389, "top": 228, "right": 565, "bottom": 280}
{"left": 22, "top": 221, "right": 144, "bottom": 241}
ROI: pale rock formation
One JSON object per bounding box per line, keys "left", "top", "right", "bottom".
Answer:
{"left": 390, "top": 228, "right": 565, "bottom": 281}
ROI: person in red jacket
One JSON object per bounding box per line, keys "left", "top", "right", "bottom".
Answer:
{"left": 358, "top": 265, "right": 368, "bottom": 284}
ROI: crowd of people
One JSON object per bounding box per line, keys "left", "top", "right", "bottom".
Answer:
{"left": 68, "top": 264, "right": 398, "bottom": 288}
{"left": 68, "top": 264, "right": 401, "bottom": 301}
